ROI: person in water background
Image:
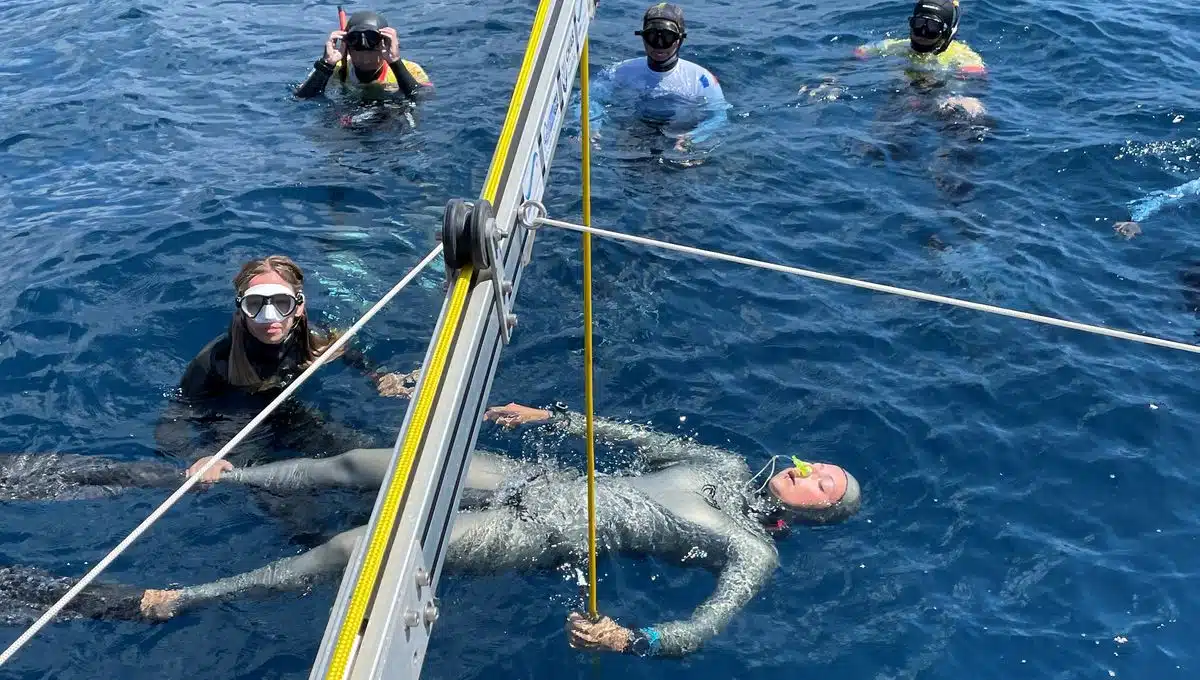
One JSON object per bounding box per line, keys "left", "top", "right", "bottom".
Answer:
{"left": 295, "top": 9, "right": 433, "bottom": 102}
{"left": 154, "top": 254, "right": 417, "bottom": 469}
{"left": 1112, "top": 176, "right": 1200, "bottom": 239}
{"left": 585, "top": 3, "right": 729, "bottom": 156}
{"left": 854, "top": 0, "right": 987, "bottom": 119}
{"left": 0, "top": 403, "right": 861, "bottom": 659}
{"left": 0, "top": 255, "right": 418, "bottom": 504}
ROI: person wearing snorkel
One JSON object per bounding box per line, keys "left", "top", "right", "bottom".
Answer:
{"left": 854, "top": 0, "right": 987, "bottom": 118}
{"left": 295, "top": 8, "right": 432, "bottom": 101}
{"left": 10, "top": 402, "right": 860, "bottom": 659}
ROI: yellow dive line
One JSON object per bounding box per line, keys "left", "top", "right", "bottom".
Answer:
{"left": 323, "top": 0, "right": 558, "bottom": 675}
{"left": 579, "top": 37, "right": 598, "bottom": 620}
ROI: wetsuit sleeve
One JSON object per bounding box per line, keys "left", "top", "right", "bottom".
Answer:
{"left": 952, "top": 44, "right": 986, "bottom": 75}
{"left": 1128, "top": 177, "right": 1200, "bottom": 223}
{"left": 629, "top": 537, "right": 779, "bottom": 657}
{"left": 296, "top": 58, "right": 337, "bottom": 98}
{"left": 224, "top": 447, "right": 390, "bottom": 491}
{"left": 177, "top": 342, "right": 226, "bottom": 400}
{"left": 314, "top": 328, "right": 410, "bottom": 392}
{"left": 551, "top": 410, "right": 722, "bottom": 467}
{"left": 855, "top": 38, "right": 905, "bottom": 59}
{"left": 337, "top": 344, "right": 383, "bottom": 381}
{"left": 686, "top": 71, "right": 728, "bottom": 145}
{"left": 171, "top": 527, "right": 365, "bottom": 614}
{"left": 854, "top": 39, "right": 885, "bottom": 58}
{"left": 388, "top": 59, "right": 426, "bottom": 99}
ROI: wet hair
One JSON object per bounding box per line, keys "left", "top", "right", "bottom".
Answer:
{"left": 227, "top": 255, "right": 337, "bottom": 390}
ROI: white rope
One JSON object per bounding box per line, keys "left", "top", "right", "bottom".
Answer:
{"left": 0, "top": 245, "right": 443, "bottom": 668}
{"left": 531, "top": 215, "right": 1200, "bottom": 356}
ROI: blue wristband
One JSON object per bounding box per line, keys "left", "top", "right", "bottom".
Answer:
{"left": 627, "top": 627, "right": 661, "bottom": 656}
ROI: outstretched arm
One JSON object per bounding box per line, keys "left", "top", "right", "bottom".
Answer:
{"left": 854, "top": 37, "right": 903, "bottom": 59}
{"left": 318, "top": 328, "right": 418, "bottom": 398}
{"left": 1127, "top": 177, "right": 1200, "bottom": 223}
{"left": 190, "top": 447, "right": 391, "bottom": 491}
{"left": 485, "top": 403, "right": 723, "bottom": 467}
{"left": 568, "top": 537, "right": 779, "bottom": 657}
{"left": 153, "top": 398, "right": 226, "bottom": 462}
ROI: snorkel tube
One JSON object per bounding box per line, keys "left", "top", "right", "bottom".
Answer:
{"left": 338, "top": 4, "right": 348, "bottom": 31}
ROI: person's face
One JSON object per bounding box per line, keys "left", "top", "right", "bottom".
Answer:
{"left": 347, "top": 30, "right": 386, "bottom": 69}
{"left": 767, "top": 462, "right": 847, "bottom": 510}
{"left": 238, "top": 271, "right": 303, "bottom": 344}
{"left": 641, "top": 24, "right": 681, "bottom": 62}
{"left": 909, "top": 13, "right": 946, "bottom": 52}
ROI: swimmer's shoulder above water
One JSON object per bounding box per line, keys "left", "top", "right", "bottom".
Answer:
{"left": 294, "top": 8, "right": 433, "bottom": 101}
{"left": 854, "top": 0, "right": 987, "bottom": 76}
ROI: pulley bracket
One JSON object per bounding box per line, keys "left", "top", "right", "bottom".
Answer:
{"left": 439, "top": 198, "right": 517, "bottom": 344}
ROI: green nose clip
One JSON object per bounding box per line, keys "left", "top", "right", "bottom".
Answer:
{"left": 790, "top": 457, "right": 813, "bottom": 477}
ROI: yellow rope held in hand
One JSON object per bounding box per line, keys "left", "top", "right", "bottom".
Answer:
{"left": 580, "top": 37, "right": 599, "bottom": 621}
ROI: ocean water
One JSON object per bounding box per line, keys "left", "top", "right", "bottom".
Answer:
{"left": 1, "top": 0, "right": 1199, "bottom": 678}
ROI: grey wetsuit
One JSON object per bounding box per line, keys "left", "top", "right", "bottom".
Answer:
{"left": 170, "top": 412, "right": 780, "bottom": 657}
{"left": 2, "top": 413, "right": 781, "bottom": 657}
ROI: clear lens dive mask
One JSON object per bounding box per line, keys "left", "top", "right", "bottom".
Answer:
{"left": 237, "top": 283, "right": 302, "bottom": 324}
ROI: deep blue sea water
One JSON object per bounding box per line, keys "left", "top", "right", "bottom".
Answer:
{"left": 2, "top": 0, "right": 1199, "bottom": 678}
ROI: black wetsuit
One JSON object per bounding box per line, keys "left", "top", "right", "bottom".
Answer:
{"left": 295, "top": 59, "right": 424, "bottom": 100}
{"left": 155, "top": 324, "right": 385, "bottom": 468}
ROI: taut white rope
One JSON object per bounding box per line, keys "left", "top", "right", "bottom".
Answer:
{"left": 518, "top": 203, "right": 1200, "bottom": 356}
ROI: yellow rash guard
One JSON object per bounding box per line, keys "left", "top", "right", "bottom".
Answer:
{"left": 856, "top": 38, "right": 985, "bottom": 75}
{"left": 335, "top": 58, "right": 432, "bottom": 92}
